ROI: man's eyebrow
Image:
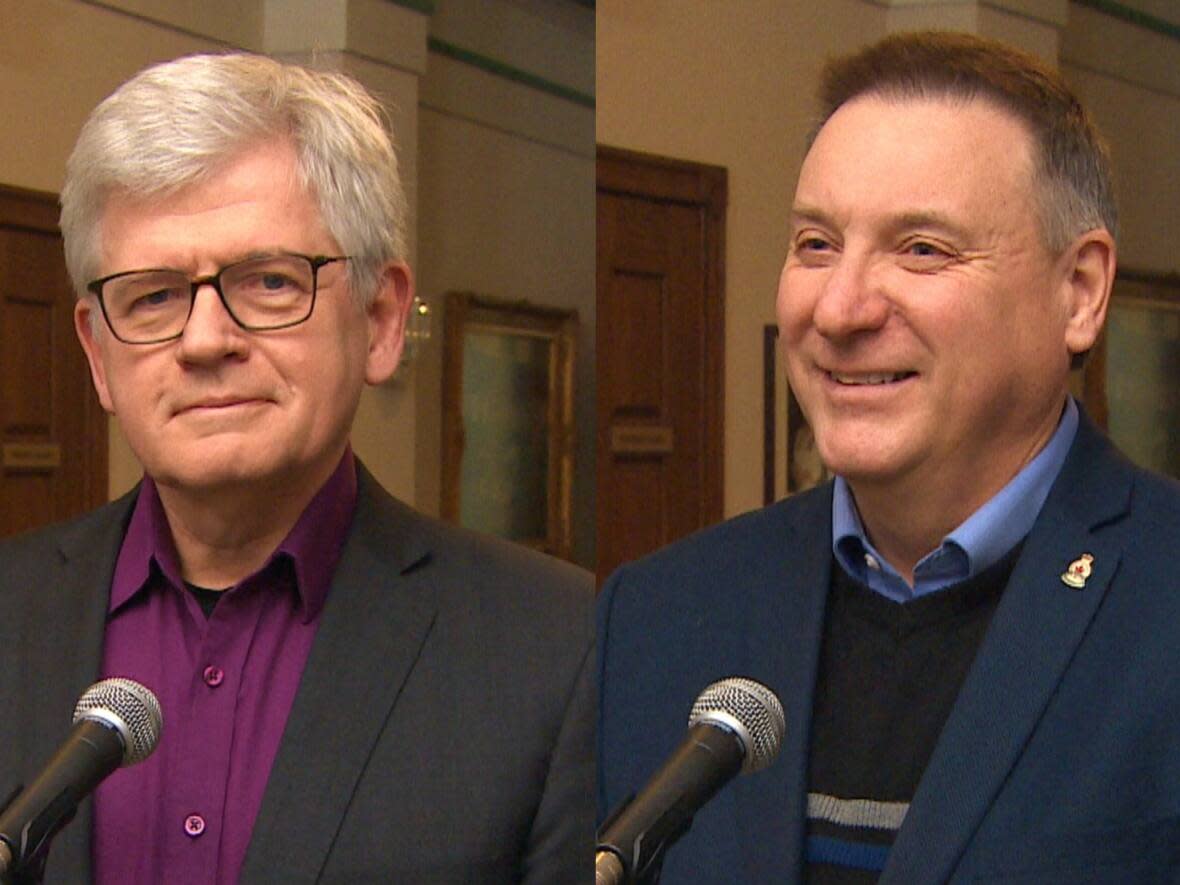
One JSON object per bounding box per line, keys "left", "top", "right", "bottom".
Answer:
{"left": 238, "top": 248, "right": 294, "bottom": 261}
{"left": 789, "top": 205, "right": 973, "bottom": 242}
{"left": 888, "top": 211, "right": 972, "bottom": 240}
{"left": 789, "top": 205, "right": 836, "bottom": 228}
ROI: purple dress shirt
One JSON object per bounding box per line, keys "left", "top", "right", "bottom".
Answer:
{"left": 94, "top": 451, "right": 358, "bottom": 885}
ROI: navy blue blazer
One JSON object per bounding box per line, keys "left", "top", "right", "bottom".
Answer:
{"left": 598, "top": 415, "right": 1180, "bottom": 883}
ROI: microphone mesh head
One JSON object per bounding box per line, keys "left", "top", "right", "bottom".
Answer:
{"left": 73, "top": 678, "right": 163, "bottom": 766}
{"left": 688, "top": 677, "right": 785, "bottom": 773}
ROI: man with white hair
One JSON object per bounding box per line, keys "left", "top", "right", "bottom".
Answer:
{"left": 0, "top": 53, "right": 592, "bottom": 883}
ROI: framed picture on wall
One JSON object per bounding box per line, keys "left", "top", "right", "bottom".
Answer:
{"left": 1081, "top": 271, "right": 1180, "bottom": 480}
{"left": 763, "top": 325, "right": 831, "bottom": 504}
{"left": 441, "top": 292, "right": 577, "bottom": 559}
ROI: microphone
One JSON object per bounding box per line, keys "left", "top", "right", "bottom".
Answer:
{"left": 0, "top": 678, "right": 163, "bottom": 878}
{"left": 596, "top": 677, "right": 785, "bottom": 885}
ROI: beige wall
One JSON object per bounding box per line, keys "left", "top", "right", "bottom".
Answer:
{"left": 415, "top": 0, "right": 596, "bottom": 566}
{"left": 1061, "top": 3, "right": 1180, "bottom": 274}
{"left": 0, "top": 0, "right": 221, "bottom": 195}
{"left": 597, "top": 0, "right": 1180, "bottom": 520}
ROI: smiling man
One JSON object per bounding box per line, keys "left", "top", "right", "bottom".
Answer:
{"left": 598, "top": 32, "right": 1180, "bottom": 883}
{"left": 0, "top": 54, "right": 593, "bottom": 883}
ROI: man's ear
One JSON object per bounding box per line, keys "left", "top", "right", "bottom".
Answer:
{"left": 364, "top": 262, "right": 414, "bottom": 385}
{"left": 75, "top": 298, "right": 115, "bottom": 413}
{"left": 1060, "top": 228, "right": 1116, "bottom": 359}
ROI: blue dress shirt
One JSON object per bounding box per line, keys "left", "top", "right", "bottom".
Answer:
{"left": 832, "top": 398, "right": 1079, "bottom": 602}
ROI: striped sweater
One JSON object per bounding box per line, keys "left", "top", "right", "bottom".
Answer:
{"left": 805, "top": 546, "right": 1022, "bottom": 882}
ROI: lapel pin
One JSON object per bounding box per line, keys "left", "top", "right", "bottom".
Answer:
{"left": 1060, "top": 553, "right": 1094, "bottom": 589}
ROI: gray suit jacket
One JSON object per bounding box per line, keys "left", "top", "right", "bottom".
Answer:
{"left": 0, "top": 466, "right": 594, "bottom": 883}
{"left": 599, "top": 413, "right": 1180, "bottom": 882}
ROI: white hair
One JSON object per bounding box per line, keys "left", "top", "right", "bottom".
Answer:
{"left": 60, "top": 52, "right": 407, "bottom": 305}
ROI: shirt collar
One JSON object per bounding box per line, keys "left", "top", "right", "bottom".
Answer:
{"left": 832, "top": 397, "right": 1079, "bottom": 601}
{"left": 109, "top": 448, "right": 359, "bottom": 623}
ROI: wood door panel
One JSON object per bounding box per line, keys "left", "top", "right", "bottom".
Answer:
{"left": 602, "top": 459, "right": 668, "bottom": 568}
{"left": 601, "top": 267, "right": 666, "bottom": 417}
{"left": 2, "top": 295, "right": 55, "bottom": 433}
{"left": 596, "top": 147, "right": 725, "bottom": 583}
{"left": 0, "top": 185, "right": 107, "bottom": 537}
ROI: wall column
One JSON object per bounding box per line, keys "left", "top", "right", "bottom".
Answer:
{"left": 262, "top": 0, "right": 430, "bottom": 505}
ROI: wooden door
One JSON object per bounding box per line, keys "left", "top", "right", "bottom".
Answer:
{"left": 0, "top": 185, "right": 107, "bottom": 537}
{"left": 596, "top": 147, "right": 726, "bottom": 583}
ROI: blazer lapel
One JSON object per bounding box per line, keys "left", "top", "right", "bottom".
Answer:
{"left": 737, "top": 486, "right": 833, "bottom": 883}
{"left": 243, "top": 470, "right": 438, "bottom": 883}
{"left": 27, "top": 498, "right": 132, "bottom": 881}
{"left": 882, "top": 419, "right": 1135, "bottom": 884}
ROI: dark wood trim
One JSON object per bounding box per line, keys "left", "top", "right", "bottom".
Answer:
{"left": 597, "top": 145, "right": 728, "bottom": 210}
{"left": 1072, "top": 0, "right": 1180, "bottom": 43}
{"left": 0, "top": 184, "right": 62, "bottom": 234}
{"left": 1113, "top": 267, "right": 1180, "bottom": 298}
{"left": 1084, "top": 267, "right": 1180, "bottom": 431}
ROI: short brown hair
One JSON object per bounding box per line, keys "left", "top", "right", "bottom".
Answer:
{"left": 815, "top": 31, "right": 1117, "bottom": 254}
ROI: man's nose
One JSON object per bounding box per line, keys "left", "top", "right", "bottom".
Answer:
{"left": 811, "top": 251, "right": 890, "bottom": 339}
{"left": 175, "top": 283, "right": 248, "bottom": 361}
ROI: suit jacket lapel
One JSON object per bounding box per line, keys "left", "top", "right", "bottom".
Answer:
{"left": 883, "top": 418, "right": 1135, "bottom": 884}
{"left": 737, "top": 486, "right": 833, "bottom": 883}
{"left": 243, "top": 468, "right": 438, "bottom": 883}
{"left": 28, "top": 497, "right": 133, "bottom": 881}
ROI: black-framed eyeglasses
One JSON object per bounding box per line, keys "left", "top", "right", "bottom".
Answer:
{"left": 86, "top": 253, "right": 350, "bottom": 345}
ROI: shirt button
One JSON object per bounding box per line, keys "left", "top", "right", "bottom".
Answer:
{"left": 184, "top": 814, "right": 206, "bottom": 837}
{"left": 203, "top": 666, "right": 224, "bottom": 687}
{"left": 864, "top": 553, "right": 881, "bottom": 571}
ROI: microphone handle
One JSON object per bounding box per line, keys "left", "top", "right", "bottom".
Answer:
{"left": 0, "top": 719, "right": 124, "bottom": 875}
{"left": 595, "top": 849, "right": 625, "bottom": 885}
{"left": 597, "top": 721, "right": 744, "bottom": 882}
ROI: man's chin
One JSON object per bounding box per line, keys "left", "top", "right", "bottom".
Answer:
{"left": 146, "top": 458, "right": 288, "bottom": 498}
{"left": 814, "top": 441, "right": 917, "bottom": 490}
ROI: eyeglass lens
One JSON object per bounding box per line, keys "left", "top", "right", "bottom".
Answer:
{"left": 101, "top": 254, "right": 319, "bottom": 343}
